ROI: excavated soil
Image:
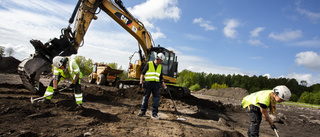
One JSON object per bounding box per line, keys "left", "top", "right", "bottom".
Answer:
{"left": 0, "top": 57, "right": 319, "bottom": 137}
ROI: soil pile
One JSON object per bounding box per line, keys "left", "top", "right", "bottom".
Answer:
{"left": 193, "top": 88, "right": 249, "bottom": 100}
{"left": 0, "top": 56, "right": 20, "bottom": 74}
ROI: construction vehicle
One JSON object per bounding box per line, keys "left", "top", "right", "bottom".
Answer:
{"left": 17, "top": 0, "right": 190, "bottom": 97}
{"left": 88, "top": 63, "right": 123, "bottom": 86}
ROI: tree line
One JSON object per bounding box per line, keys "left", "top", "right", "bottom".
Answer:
{"left": 176, "top": 69, "right": 320, "bottom": 104}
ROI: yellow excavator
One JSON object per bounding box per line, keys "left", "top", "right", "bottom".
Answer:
{"left": 18, "top": 0, "right": 190, "bottom": 97}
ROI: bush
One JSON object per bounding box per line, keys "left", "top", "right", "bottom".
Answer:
{"left": 211, "top": 83, "right": 228, "bottom": 89}
{"left": 290, "top": 94, "right": 299, "bottom": 102}
{"left": 298, "top": 91, "right": 320, "bottom": 105}
{"left": 298, "top": 92, "right": 311, "bottom": 104}
{"left": 190, "top": 84, "right": 201, "bottom": 91}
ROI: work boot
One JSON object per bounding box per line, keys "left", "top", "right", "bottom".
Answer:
{"left": 75, "top": 104, "right": 84, "bottom": 110}
{"left": 137, "top": 111, "right": 145, "bottom": 116}
{"left": 151, "top": 114, "right": 160, "bottom": 120}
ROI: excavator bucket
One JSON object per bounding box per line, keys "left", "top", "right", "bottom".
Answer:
{"left": 18, "top": 56, "right": 51, "bottom": 93}
{"left": 17, "top": 34, "right": 77, "bottom": 93}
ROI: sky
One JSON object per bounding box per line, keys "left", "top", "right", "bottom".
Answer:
{"left": 1, "top": 0, "right": 320, "bottom": 86}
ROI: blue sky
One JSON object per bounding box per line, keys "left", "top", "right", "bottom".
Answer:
{"left": 1, "top": 0, "right": 320, "bottom": 86}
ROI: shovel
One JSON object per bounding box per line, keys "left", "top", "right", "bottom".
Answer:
{"left": 167, "top": 88, "right": 186, "bottom": 121}
{"left": 31, "top": 87, "right": 69, "bottom": 104}
{"left": 274, "top": 129, "right": 280, "bottom": 137}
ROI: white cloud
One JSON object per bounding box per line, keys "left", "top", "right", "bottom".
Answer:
{"left": 292, "top": 39, "right": 320, "bottom": 47}
{"left": 177, "top": 54, "right": 247, "bottom": 75}
{"left": 296, "top": 1, "right": 320, "bottom": 23}
{"left": 287, "top": 72, "right": 319, "bottom": 86}
{"left": 193, "top": 18, "right": 217, "bottom": 31}
{"left": 184, "top": 34, "right": 209, "bottom": 41}
{"left": 1, "top": 43, "right": 34, "bottom": 60}
{"left": 151, "top": 28, "right": 166, "bottom": 40}
{"left": 250, "top": 27, "right": 265, "bottom": 37}
{"left": 269, "top": 29, "right": 302, "bottom": 41}
{"left": 175, "top": 46, "right": 196, "bottom": 53}
{"left": 247, "top": 39, "right": 263, "bottom": 46}
{"left": 128, "top": 0, "right": 181, "bottom": 29}
{"left": 295, "top": 51, "right": 320, "bottom": 70}
{"left": 263, "top": 73, "right": 271, "bottom": 78}
{"left": 223, "top": 19, "right": 239, "bottom": 38}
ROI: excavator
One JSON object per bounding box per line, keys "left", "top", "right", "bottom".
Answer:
{"left": 17, "top": 0, "right": 190, "bottom": 97}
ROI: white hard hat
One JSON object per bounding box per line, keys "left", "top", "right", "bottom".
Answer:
{"left": 52, "top": 56, "right": 66, "bottom": 68}
{"left": 157, "top": 53, "right": 165, "bottom": 61}
{"left": 273, "top": 85, "right": 291, "bottom": 101}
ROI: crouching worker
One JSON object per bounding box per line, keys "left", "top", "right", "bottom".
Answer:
{"left": 242, "top": 85, "right": 291, "bottom": 137}
{"left": 43, "top": 56, "right": 83, "bottom": 108}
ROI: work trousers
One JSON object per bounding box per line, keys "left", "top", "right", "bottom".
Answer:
{"left": 140, "top": 81, "right": 160, "bottom": 116}
{"left": 43, "top": 74, "right": 82, "bottom": 104}
{"left": 245, "top": 105, "right": 262, "bottom": 137}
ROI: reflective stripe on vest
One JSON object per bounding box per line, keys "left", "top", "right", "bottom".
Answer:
{"left": 145, "top": 61, "right": 162, "bottom": 82}
{"left": 241, "top": 90, "right": 272, "bottom": 108}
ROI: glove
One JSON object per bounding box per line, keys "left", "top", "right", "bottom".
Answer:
{"left": 53, "top": 89, "right": 60, "bottom": 95}
{"left": 164, "top": 86, "right": 168, "bottom": 91}
{"left": 69, "top": 84, "right": 75, "bottom": 88}
{"left": 270, "top": 125, "right": 277, "bottom": 130}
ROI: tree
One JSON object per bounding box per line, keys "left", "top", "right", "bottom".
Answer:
{"left": 298, "top": 92, "right": 311, "bottom": 104}
{"left": 0, "top": 46, "right": 4, "bottom": 57}
{"left": 300, "top": 80, "right": 308, "bottom": 86}
{"left": 190, "top": 84, "right": 201, "bottom": 91}
{"left": 6, "top": 47, "right": 14, "bottom": 57}
{"left": 74, "top": 55, "right": 93, "bottom": 76}
{"left": 108, "top": 62, "right": 118, "bottom": 69}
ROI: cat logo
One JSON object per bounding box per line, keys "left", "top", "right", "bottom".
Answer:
{"left": 115, "top": 12, "right": 132, "bottom": 26}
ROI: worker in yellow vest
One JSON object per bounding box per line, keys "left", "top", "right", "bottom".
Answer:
{"left": 138, "top": 53, "right": 167, "bottom": 120}
{"left": 43, "top": 56, "right": 83, "bottom": 108}
{"left": 242, "top": 85, "right": 291, "bottom": 137}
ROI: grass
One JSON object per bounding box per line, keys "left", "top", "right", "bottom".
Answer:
{"left": 281, "top": 101, "right": 320, "bottom": 109}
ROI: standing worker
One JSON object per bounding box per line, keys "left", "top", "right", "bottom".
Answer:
{"left": 43, "top": 56, "right": 83, "bottom": 108}
{"left": 138, "top": 53, "right": 167, "bottom": 120}
{"left": 242, "top": 85, "right": 291, "bottom": 137}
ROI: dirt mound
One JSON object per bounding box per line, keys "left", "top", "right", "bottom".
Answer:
{"left": 193, "top": 88, "right": 249, "bottom": 100}
{"left": 0, "top": 56, "right": 20, "bottom": 74}
{"left": 83, "top": 86, "right": 144, "bottom": 102}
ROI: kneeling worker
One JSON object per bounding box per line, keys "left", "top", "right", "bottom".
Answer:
{"left": 242, "top": 85, "right": 291, "bottom": 137}
{"left": 43, "top": 56, "right": 83, "bottom": 107}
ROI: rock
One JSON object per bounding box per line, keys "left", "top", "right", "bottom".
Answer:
{"left": 277, "top": 113, "right": 286, "bottom": 119}
{"left": 269, "top": 114, "right": 279, "bottom": 122}
{"left": 218, "top": 117, "right": 227, "bottom": 126}
{"left": 310, "top": 120, "right": 320, "bottom": 125}
{"left": 84, "top": 132, "right": 92, "bottom": 137}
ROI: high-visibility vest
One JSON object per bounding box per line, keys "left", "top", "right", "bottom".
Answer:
{"left": 145, "top": 61, "right": 162, "bottom": 82}
{"left": 53, "top": 57, "right": 83, "bottom": 82}
{"left": 241, "top": 90, "right": 272, "bottom": 108}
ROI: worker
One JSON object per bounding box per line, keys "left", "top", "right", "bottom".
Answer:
{"left": 138, "top": 52, "right": 167, "bottom": 120}
{"left": 43, "top": 56, "right": 83, "bottom": 108}
{"left": 242, "top": 85, "right": 291, "bottom": 137}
